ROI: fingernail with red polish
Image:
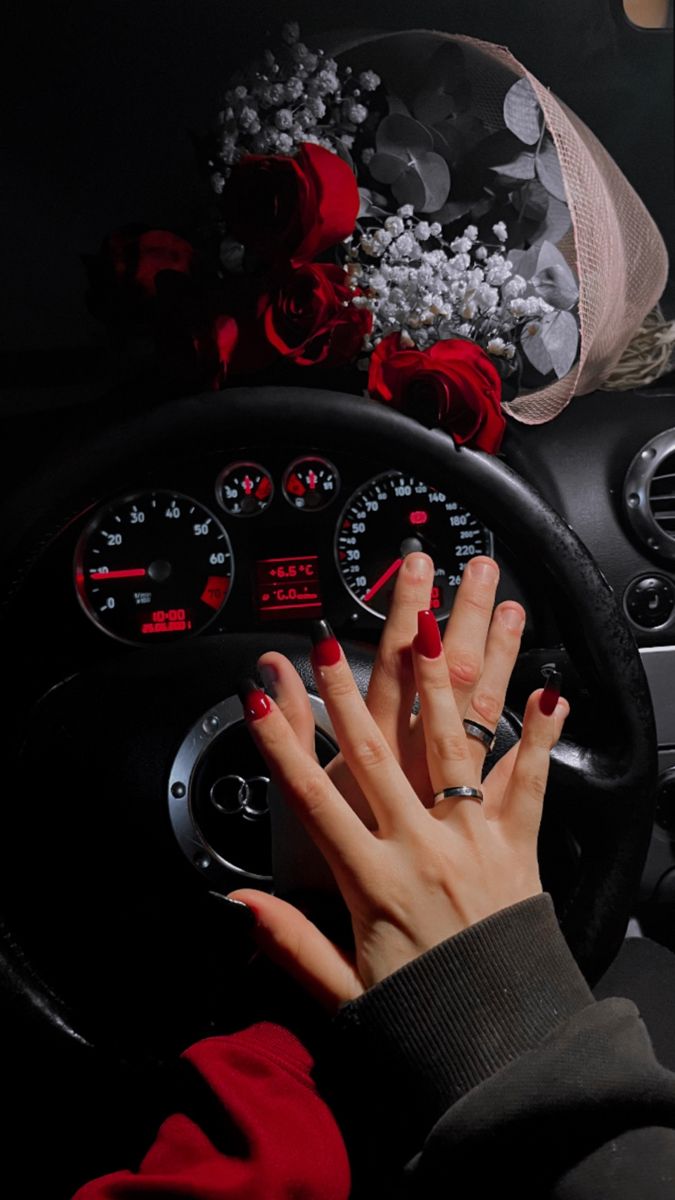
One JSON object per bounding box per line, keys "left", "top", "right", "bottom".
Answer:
{"left": 414, "top": 609, "right": 443, "bottom": 658}
{"left": 539, "top": 668, "right": 562, "bottom": 715}
{"left": 310, "top": 619, "right": 341, "bottom": 667}
{"left": 238, "top": 677, "right": 271, "bottom": 721}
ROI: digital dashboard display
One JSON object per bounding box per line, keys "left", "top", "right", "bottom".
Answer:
{"left": 255, "top": 555, "right": 322, "bottom": 620}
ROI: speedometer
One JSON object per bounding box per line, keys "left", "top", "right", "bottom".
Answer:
{"left": 335, "top": 471, "right": 493, "bottom": 620}
{"left": 75, "top": 491, "right": 234, "bottom": 644}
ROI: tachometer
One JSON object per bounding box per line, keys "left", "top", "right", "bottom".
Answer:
{"left": 75, "top": 491, "right": 233, "bottom": 644}
{"left": 335, "top": 472, "right": 492, "bottom": 619}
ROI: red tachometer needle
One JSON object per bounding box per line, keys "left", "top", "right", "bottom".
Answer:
{"left": 362, "top": 557, "right": 403, "bottom": 602}
{"left": 90, "top": 568, "right": 147, "bottom": 580}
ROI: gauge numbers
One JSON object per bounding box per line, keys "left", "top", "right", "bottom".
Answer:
{"left": 75, "top": 491, "right": 233, "bottom": 644}
{"left": 335, "top": 471, "right": 492, "bottom": 619}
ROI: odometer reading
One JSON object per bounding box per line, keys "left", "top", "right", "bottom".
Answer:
{"left": 75, "top": 491, "right": 233, "bottom": 644}
{"left": 335, "top": 472, "right": 493, "bottom": 619}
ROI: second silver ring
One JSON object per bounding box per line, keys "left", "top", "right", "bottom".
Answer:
{"left": 462, "top": 719, "right": 496, "bottom": 752}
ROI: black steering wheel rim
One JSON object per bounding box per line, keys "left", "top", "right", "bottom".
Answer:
{"left": 0, "top": 385, "right": 658, "bottom": 1055}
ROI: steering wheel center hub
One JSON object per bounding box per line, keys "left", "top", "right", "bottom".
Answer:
{"left": 168, "top": 692, "right": 337, "bottom": 894}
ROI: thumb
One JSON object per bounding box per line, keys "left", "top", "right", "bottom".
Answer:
{"left": 228, "top": 888, "right": 363, "bottom": 1012}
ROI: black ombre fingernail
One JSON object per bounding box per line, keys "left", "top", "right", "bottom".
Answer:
{"left": 540, "top": 665, "right": 562, "bottom": 715}
{"left": 238, "top": 677, "right": 271, "bottom": 721}
{"left": 309, "top": 619, "right": 341, "bottom": 667}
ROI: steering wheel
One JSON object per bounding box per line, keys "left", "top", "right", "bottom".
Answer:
{"left": 0, "top": 387, "right": 657, "bottom": 1068}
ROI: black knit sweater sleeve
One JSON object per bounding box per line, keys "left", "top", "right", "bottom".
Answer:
{"left": 328, "top": 893, "right": 675, "bottom": 1198}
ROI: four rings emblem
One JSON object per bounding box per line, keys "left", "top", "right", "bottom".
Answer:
{"left": 210, "top": 774, "right": 270, "bottom": 819}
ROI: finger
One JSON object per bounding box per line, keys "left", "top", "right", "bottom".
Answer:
{"left": 411, "top": 609, "right": 482, "bottom": 827}
{"left": 257, "top": 652, "right": 317, "bottom": 758}
{"left": 309, "top": 624, "right": 420, "bottom": 832}
{"left": 499, "top": 690, "right": 570, "bottom": 841}
{"left": 462, "top": 601, "right": 526, "bottom": 772}
{"left": 366, "top": 552, "right": 434, "bottom": 750}
{"left": 239, "top": 680, "right": 372, "bottom": 878}
{"left": 442, "top": 556, "right": 500, "bottom": 718}
{"left": 228, "top": 889, "right": 363, "bottom": 1011}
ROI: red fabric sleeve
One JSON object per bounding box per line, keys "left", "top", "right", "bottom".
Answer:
{"left": 72, "top": 1022, "right": 350, "bottom": 1200}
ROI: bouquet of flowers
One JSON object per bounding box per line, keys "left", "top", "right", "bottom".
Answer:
{"left": 86, "top": 23, "right": 669, "bottom": 451}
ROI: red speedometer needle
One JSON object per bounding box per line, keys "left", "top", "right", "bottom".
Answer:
{"left": 90, "top": 568, "right": 147, "bottom": 580}
{"left": 362, "top": 557, "right": 403, "bottom": 602}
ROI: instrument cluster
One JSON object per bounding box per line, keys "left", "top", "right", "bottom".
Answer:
{"left": 73, "top": 449, "right": 494, "bottom": 645}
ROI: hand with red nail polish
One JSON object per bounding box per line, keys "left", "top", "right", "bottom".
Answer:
{"left": 229, "top": 554, "right": 569, "bottom": 1013}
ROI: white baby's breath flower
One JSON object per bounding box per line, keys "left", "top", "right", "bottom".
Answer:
{"left": 307, "top": 96, "right": 326, "bottom": 119}
{"left": 361, "top": 147, "right": 375, "bottom": 165}
{"left": 233, "top": 85, "right": 248, "bottom": 101}
{"left": 508, "top": 298, "right": 528, "bottom": 317}
{"left": 503, "top": 275, "right": 527, "bottom": 298}
{"left": 487, "top": 337, "right": 506, "bottom": 355}
{"left": 389, "top": 232, "right": 417, "bottom": 260}
{"left": 458, "top": 323, "right": 472, "bottom": 337}
{"left": 276, "top": 132, "right": 294, "bottom": 153}
{"left": 450, "top": 236, "right": 472, "bottom": 254}
{"left": 474, "top": 246, "right": 488, "bottom": 260}
{"left": 399, "top": 330, "right": 415, "bottom": 348}
{"left": 398, "top": 204, "right": 414, "bottom": 218}
{"left": 274, "top": 108, "right": 294, "bottom": 131}
{"left": 461, "top": 300, "right": 477, "bottom": 319}
{"left": 359, "top": 70, "right": 381, "bottom": 91}
{"left": 429, "top": 222, "right": 442, "bottom": 237}
{"left": 311, "top": 68, "right": 340, "bottom": 96}
{"left": 385, "top": 216, "right": 405, "bottom": 237}
{"left": 373, "top": 228, "right": 393, "bottom": 247}
{"left": 211, "top": 172, "right": 226, "bottom": 194}
{"left": 463, "top": 224, "right": 479, "bottom": 242}
{"left": 284, "top": 77, "right": 304, "bottom": 101}
{"left": 492, "top": 221, "right": 508, "bottom": 242}
{"left": 342, "top": 100, "right": 368, "bottom": 125}
{"left": 476, "top": 284, "right": 499, "bottom": 310}
{"left": 414, "top": 222, "right": 431, "bottom": 242}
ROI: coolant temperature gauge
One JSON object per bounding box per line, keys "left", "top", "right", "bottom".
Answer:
{"left": 216, "top": 462, "right": 274, "bottom": 517}
{"left": 282, "top": 456, "right": 340, "bottom": 511}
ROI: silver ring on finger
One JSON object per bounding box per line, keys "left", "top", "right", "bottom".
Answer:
{"left": 433, "top": 786, "right": 483, "bottom": 805}
{"left": 462, "top": 719, "right": 496, "bottom": 752}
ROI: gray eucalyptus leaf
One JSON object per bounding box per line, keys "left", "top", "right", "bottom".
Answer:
{"left": 532, "top": 241, "right": 579, "bottom": 309}
{"left": 490, "top": 150, "right": 536, "bottom": 181}
{"left": 375, "top": 113, "right": 434, "bottom": 158}
{"left": 535, "top": 137, "right": 567, "bottom": 202}
{"left": 503, "top": 78, "right": 543, "bottom": 145}
{"left": 522, "top": 309, "right": 579, "bottom": 378}
{"left": 529, "top": 195, "right": 572, "bottom": 246}
{"left": 369, "top": 152, "right": 404, "bottom": 186}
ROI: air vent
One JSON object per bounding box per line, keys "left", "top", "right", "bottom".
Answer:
{"left": 650, "top": 451, "right": 675, "bottom": 535}
{"left": 623, "top": 430, "right": 675, "bottom": 560}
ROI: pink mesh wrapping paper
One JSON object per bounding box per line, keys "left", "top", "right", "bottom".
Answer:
{"left": 327, "top": 29, "right": 669, "bottom": 424}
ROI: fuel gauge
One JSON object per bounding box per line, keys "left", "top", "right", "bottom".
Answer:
{"left": 282, "top": 456, "right": 340, "bottom": 512}
{"left": 216, "top": 462, "right": 274, "bottom": 517}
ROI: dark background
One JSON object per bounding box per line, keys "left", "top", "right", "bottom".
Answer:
{"left": 2, "top": 0, "right": 673, "bottom": 404}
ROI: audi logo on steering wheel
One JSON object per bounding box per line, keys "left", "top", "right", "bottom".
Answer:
{"left": 209, "top": 774, "right": 270, "bottom": 819}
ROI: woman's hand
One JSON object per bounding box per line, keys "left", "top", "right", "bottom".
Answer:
{"left": 257, "top": 552, "right": 526, "bottom": 821}
{"left": 229, "top": 555, "right": 568, "bottom": 1011}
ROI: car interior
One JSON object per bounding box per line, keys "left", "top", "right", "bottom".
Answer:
{"left": 2, "top": 2, "right": 674, "bottom": 1195}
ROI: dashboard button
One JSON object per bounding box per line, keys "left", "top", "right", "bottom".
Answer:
{"left": 624, "top": 575, "right": 675, "bottom": 629}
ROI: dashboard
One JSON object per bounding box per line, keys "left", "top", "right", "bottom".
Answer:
{"left": 23, "top": 440, "right": 533, "bottom": 662}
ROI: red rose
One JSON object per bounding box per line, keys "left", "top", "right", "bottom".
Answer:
{"left": 154, "top": 286, "right": 239, "bottom": 391}
{"left": 368, "top": 334, "right": 506, "bottom": 453}
{"left": 85, "top": 226, "right": 194, "bottom": 329}
{"left": 263, "top": 263, "right": 372, "bottom": 367}
{"left": 222, "top": 143, "right": 359, "bottom": 265}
